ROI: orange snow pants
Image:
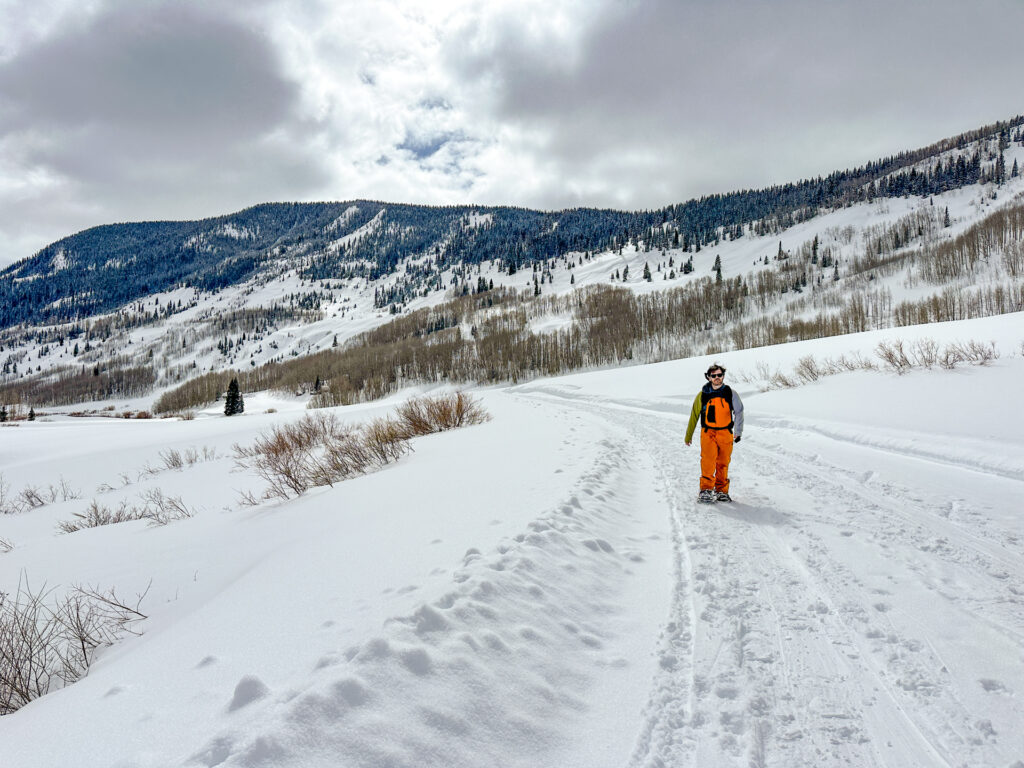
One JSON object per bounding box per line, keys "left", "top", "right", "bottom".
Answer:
{"left": 699, "top": 428, "right": 733, "bottom": 492}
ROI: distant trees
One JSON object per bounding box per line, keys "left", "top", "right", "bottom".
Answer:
{"left": 224, "top": 378, "right": 244, "bottom": 416}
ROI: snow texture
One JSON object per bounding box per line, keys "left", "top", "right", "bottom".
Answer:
{"left": 2, "top": 313, "right": 1024, "bottom": 767}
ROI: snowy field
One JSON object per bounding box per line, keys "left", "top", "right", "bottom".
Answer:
{"left": 2, "top": 313, "right": 1024, "bottom": 767}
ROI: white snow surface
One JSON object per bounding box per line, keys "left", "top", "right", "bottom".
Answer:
{"left": 2, "top": 314, "right": 1024, "bottom": 767}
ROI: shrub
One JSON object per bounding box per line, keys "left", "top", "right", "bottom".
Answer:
{"left": 0, "top": 578, "right": 147, "bottom": 715}
{"left": 793, "top": 356, "right": 821, "bottom": 383}
{"left": 57, "top": 492, "right": 194, "bottom": 534}
{"left": 362, "top": 417, "right": 410, "bottom": 466}
{"left": 875, "top": 340, "right": 912, "bottom": 374}
{"left": 57, "top": 500, "right": 148, "bottom": 533}
{"left": 159, "top": 449, "right": 184, "bottom": 471}
{"left": 233, "top": 397, "right": 489, "bottom": 502}
{"left": 394, "top": 393, "right": 490, "bottom": 437}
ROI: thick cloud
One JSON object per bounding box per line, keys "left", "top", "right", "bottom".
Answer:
{"left": 0, "top": 1, "right": 326, "bottom": 262}
{"left": 440, "top": 0, "right": 1024, "bottom": 207}
{"left": 1, "top": 0, "right": 1022, "bottom": 266}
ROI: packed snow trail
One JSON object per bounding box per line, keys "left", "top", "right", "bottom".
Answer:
{"left": 517, "top": 384, "right": 1024, "bottom": 768}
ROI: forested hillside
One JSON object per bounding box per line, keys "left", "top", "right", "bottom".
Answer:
{"left": 2, "top": 117, "right": 1020, "bottom": 331}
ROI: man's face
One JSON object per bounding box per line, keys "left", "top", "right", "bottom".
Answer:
{"left": 707, "top": 370, "right": 724, "bottom": 388}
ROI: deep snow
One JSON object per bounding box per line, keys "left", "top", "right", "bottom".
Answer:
{"left": 2, "top": 313, "right": 1024, "bottom": 767}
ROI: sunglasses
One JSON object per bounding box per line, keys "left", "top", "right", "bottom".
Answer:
{"left": 708, "top": 372, "right": 724, "bottom": 379}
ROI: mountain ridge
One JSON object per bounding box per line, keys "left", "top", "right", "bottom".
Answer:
{"left": 3, "top": 114, "right": 1022, "bottom": 331}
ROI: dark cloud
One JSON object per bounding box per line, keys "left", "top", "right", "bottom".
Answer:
{"left": 0, "top": 4, "right": 296, "bottom": 142}
{"left": 445, "top": 0, "right": 1024, "bottom": 207}
{"left": 0, "top": 1, "right": 330, "bottom": 262}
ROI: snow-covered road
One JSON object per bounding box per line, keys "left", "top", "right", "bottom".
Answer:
{"left": 522, "top": 379, "right": 1024, "bottom": 767}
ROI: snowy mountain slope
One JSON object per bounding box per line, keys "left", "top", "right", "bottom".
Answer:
{"left": 3, "top": 131, "right": 1024, "bottom": 410}
{"left": 2, "top": 313, "right": 1023, "bottom": 767}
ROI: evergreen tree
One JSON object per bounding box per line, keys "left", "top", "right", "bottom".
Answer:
{"left": 943, "top": 207, "right": 951, "bottom": 227}
{"left": 224, "top": 378, "right": 243, "bottom": 416}
{"left": 1013, "top": 159, "right": 1020, "bottom": 178}
{"left": 622, "top": 265, "right": 629, "bottom": 281}
{"left": 713, "top": 254, "right": 722, "bottom": 272}
{"left": 28, "top": 407, "right": 35, "bottom": 421}
{"left": 0, "top": 404, "right": 6, "bottom": 422}
{"left": 643, "top": 262, "right": 652, "bottom": 281}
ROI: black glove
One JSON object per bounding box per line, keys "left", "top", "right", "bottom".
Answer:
{"left": 734, "top": 435, "right": 741, "bottom": 443}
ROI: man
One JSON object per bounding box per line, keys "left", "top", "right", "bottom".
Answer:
{"left": 685, "top": 363, "right": 744, "bottom": 503}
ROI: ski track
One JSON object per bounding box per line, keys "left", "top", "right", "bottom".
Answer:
{"left": 519, "top": 389, "right": 1024, "bottom": 768}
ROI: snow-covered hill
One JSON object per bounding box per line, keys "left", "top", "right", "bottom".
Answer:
{"left": 2, "top": 312, "right": 1023, "bottom": 767}
{"left": 3, "top": 131, "right": 1024, "bottom": 412}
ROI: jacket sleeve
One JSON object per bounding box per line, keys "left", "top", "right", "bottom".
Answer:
{"left": 732, "top": 390, "right": 744, "bottom": 438}
{"left": 684, "top": 393, "right": 702, "bottom": 442}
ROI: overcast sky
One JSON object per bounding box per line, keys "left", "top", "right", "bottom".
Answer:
{"left": 0, "top": 0, "right": 1022, "bottom": 266}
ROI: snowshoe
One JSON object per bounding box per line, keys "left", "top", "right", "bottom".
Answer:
{"left": 697, "top": 489, "right": 716, "bottom": 504}
{"left": 715, "top": 491, "right": 732, "bottom": 503}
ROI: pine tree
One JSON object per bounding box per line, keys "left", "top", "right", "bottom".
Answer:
{"left": 643, "top": 262, "right": 652, "bottom": 281}
{"left": 224, "top": 378, "right": 242, "bottom": 416}
{"left": 28, "top": 407, "right": 35, "bottom": 421}
{"left": 943, "top": 207, "right": 951, "bottom": 227}
{"left": 713, "top": 254, "right": 722, "bottom": 272}
{"left": 622, "top": 265, "right": 629, "bottom": 281}
{"left": 1013, "top": 159, "right": 1020, "bottom": 178}
{"left": 0, "top": 405, "right": 6, "bottom": 422}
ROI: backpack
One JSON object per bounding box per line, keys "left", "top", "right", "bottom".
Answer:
{"left": 700, "top": 385, "right": 734, "bottom": 431}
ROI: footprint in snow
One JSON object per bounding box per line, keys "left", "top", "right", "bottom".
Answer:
{"left": 979, "top": 678, "right": 1009, "bottom": 693}
{"left": 227, "top": 676, "right": 270, "bottom": 712}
